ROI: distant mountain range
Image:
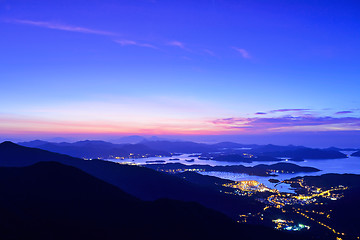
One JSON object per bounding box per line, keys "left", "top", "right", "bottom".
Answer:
{"left": 17, "top": 139, "right": 350, "bottom": 160}
{"left": 257, "top": 148, "right": 348, "bottom": 159}
{"left": 110, "top": 135, "right": 174, "bottom": 144}
{"left": 18, "top": 139, "right": 171, "bottom": 159}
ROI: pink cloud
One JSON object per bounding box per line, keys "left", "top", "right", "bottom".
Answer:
{"left": 212, "top": 116, "right": 360, "bottom": 132}
{"left": 232, "top": 47, "right": 250, "bottom": 59}
{"left": 8, "top": 19, "right": 116, "bottom": 36}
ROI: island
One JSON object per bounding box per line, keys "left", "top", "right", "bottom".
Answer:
{"left": 268, "top": 179, "right": 280, "bottom": 184}
{"left": 144, "top": 162, "right": 320, "bottom": 177}
{"left": 258, "top": 148, "right": 347, "bottom": 159}
{"left": 199, "top": 153, "right": 303, "bottom": 163}
{"left": 145, "top": 160, "right": 166, "bottom": 163}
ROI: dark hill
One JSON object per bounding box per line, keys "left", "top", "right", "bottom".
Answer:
{"left": 18, "top": 140, "right": 170, "bottom": 159}
{"left": 250, "top": 144, "right": 304, "bottom": 153}
{"left": 351, "top": 150, "right": 360, "bottom": 157}
{"left": 325, "top": 147, "right": 359, "bottom": 151}
{"left": 17, "top": 139, "right": 50, "bottom": 147}
{"left": 177, "top": 171, "right": 234, "bottom": 190}
{"left": 213, "top": 154, "right": 281, "bottom": 163}
{"left": 147, "top": 162, "right": 320, "bottom": 176}
{"left": 141, "top": 140, "right": 214, "bottom": 153}
{"left": 260, "top": 148, "right": 347, "bottom": 159}
{"left": 211, "top": 142, "right": 258, "bottom": 149}
{"left": 0, "top": 161, "right": 301, "bottom": 240}
{"left": 213, "top": 154, "right": 252, "bottom": 162}
{"left": 0, "top": 141, "right": 262, "bottom": 219}
{"left": 255, "top": 162, "right": 320, "bottom": 172}
{"left": 293, "top": 173, "right": 360, "bottom": 189}
{"left": 0, "top": 141, "right": 77, "bottom": 166}
{"left": 290, "top": 174, "right": 360, "bottom": 238}
{"left": 18, "top": 140, "right": 348, "bottom": 161}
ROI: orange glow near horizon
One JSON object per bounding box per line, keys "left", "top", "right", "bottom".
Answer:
{"left": 1, "top": 113, "right": 359, "bottom": 137}
{"left": 0, "top": 115, "right": 233, "bottom": 135}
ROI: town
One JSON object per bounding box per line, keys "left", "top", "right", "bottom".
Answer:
{"left": 222, "top": 178, "right": 353, "bottom": 240}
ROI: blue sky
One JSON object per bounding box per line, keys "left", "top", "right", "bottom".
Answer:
{"left": 1, "top": 0, "right": 360, "bottom": 146}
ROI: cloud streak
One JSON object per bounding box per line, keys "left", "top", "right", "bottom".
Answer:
{"left": 168, "top": 41, "right": 187, "bottom": 49}
{"left": 212, "top": 116, "right": 360, "bottom": 132}
{"left": 232, "top": 47, "right": 250, "bottom": 59}
{"left": 7, "top": 19, "right": 256, "bottom": 59}
{"left": 336, "top": 111, "right": 353, "bottom": 115}
{"left": 269, "top": 108, "right": 310, "bottom": 113}
{"left": 203, "top": 49, "right": 215, "bottom": 56}
{"left": 114, "top": 39, "right": 157, "bottom": 49}
{"left": 8, "top": 19, "right": 116, "bottom": 36}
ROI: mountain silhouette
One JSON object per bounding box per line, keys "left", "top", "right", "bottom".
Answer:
{"left": 258, "top": 147, "right": 347, "bottom": 159}
{"left": 18, "top": 140, "right": 171, "bottom": 158}
{"left": 0, "top": 161, "right": 292, "bottom": 240}
{"left": 0, "top": 147, "right": 309, "bottom": 239}
{"left": 18, "top": 140, "right": 348, "bottom": 160}
{"left": 351, "top": 150, "right": 360, "bottom": 157}
{"left": 0, "top": 141, "right": 263, "bottom": 219}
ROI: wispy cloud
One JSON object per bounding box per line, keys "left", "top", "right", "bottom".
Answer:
{"left": 232, "top": 47, "right": 250, "bottom": 59}
{"left": 114, "top": 39, "right": 157, "bottom": 49}
{"left": 255, "top": 112, "right": 267, "bottom": 115}
{"left": 203, "top": 49, "right": 215, "bottom": 56}
{"left": 212, "top": 116, "right": 360, "bottom": 132}
{"left": 335, "top": 111, "right": 353, "bottom": 115}
{"left": 8, "top": 19, "right": 116, "bottom": 36}
{"left": 269, "top": 108, "right": 310, "bottom": 113}
{"left": 168, "top": 41, "right": 187, "bottom": 49}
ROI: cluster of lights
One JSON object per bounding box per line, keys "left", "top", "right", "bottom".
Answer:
{"left": 272, "top": 219, "right": 310, "bottom": 231}
{"left": 293, "top": 208, "right": 345, "bottom": 237}
{"left": 229, "top": 177, "right": 353, "bottom": 238}
{"left": 223, "top": 180, "right": 277, "bottom": 193}
{"left": 238, "top": 212, "right": 264, "bottom": 223}
{"left": 109, "top": 153, "right": 151, "bottom": 160}
{"left": 158, "top": 168, "right": 205, "bottom": 173}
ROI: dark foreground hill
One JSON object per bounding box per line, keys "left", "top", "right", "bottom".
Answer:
{"left": 0, "top": 141, "right": 262, "bottom": 218}
{"left": 351, "top": 150, "right": 360, "bottom": 157}
{"left": 290, "top": 174, "right": 360, "bottom": 238}
{"left": 0, "top": 161, "right": 305, "bottom": 240}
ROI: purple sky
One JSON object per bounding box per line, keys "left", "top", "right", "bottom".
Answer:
{"left": 1, "top": 0, "right": 360, "bottom": 147}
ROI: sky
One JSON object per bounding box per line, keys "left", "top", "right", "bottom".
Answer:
{"left": 1, "top": 0, "right": 360, "bottom": 147}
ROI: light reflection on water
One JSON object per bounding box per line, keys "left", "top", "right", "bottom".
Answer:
{"left": 107, "top": 152, "right": 360, "bottom": 192}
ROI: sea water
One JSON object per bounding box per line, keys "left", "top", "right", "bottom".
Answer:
{"left": 107, "top": 151, "right": 360, "bottom": 192}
